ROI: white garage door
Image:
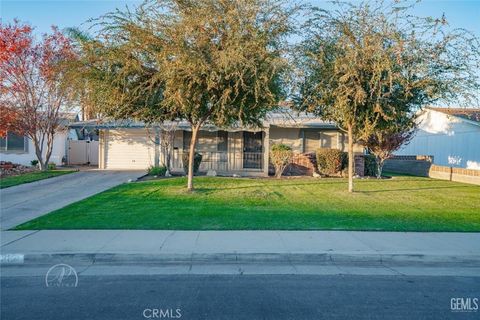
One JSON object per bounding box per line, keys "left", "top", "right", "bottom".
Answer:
{"left": 104, "top": 129, "right": 154, "bottom": 169}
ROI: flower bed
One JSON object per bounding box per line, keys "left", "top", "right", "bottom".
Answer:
{"left": 0, "top": 161, "right": 37, "bottom": 178}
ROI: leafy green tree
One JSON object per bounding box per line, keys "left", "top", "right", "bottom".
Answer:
{"left": 71, "top": 0, "right": 293, "bottom": 191}
{"left": 296, "top": 0, "right": 479, "bottom": 192}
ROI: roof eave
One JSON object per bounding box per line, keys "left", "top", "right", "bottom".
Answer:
{"left": 426, "top": 108, "right": 480, "bottom": 127}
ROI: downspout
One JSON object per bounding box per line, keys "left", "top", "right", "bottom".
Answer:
{"left": 263, "top": 126, "right": 270, "bottom": 177}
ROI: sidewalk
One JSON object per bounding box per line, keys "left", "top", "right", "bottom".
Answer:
{"left": 1, "top": 230, "right": 479, "bottom": 265}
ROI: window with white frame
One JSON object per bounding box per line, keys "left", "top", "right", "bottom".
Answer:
{"left": 0, "top": 132, "right": 28, "bottom": 152}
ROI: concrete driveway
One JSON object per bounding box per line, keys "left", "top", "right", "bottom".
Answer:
{"left": 0, "top": 170, "right": 144, "bottom": 230}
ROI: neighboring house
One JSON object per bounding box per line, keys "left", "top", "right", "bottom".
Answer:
{"left": 69, "top": 110, "right": 364, "bottom": 176}
{"left": 396, "top": 107, "right": 480, "bottom": 170}
{"left": 0, "top": 114, "right": 79, "bottom": 166}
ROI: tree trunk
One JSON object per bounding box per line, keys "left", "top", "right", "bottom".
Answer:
{"left": 154, "top": 127, "right": 160, "bottom": 167}
{"left": 347, "top": 124, "right": 354, "bottom": 193}
{"left": 44, "top": 132, "right": 55, "bottom": 170}
{"left": 165, "top": 147, "right": 171, "bottom": 175}
{"left": 32, "top": 136, "right": 47, "bottom": 171}
{"left": 38, "top": 159, "right": 47, "bottom": 171}
{"left": 187, "top": 124, "right": 200, "bottom": 191}
{"left": 275, "top": 165, "right": 282, "bottom": 178}
{"left": 377, "top": 157, "right": 384, "bottom": 179}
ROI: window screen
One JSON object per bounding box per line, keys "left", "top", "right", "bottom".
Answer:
{"left": 183, "top": 131, "right": 192, "bottom": 151}
{"left": 304, "top": 131, "right": 320, "bottom": 153}
{"left": 0, "top": 132, "right": 26, "bottom": 152}
{"left": 320, "top": 132, "right": 337, "bottom": 149}
{"left": 217, "top": 131, "right": 228, "bottom": 152}
{"left": 7, "top": 133, "right": 25, "bottom": 151}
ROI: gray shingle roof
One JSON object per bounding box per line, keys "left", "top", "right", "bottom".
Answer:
{"left": 68, "top": 109, "right": 337, "bottom": 131}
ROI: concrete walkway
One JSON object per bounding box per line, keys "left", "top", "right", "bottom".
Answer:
{"left": 1, "top": 230, "right": 479, "bottom": 266}
{"left": 0, "top": 170, "right": 144, "bottom": 230}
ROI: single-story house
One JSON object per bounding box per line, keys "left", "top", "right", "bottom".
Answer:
{"left": 69, "top": 110, "right": 364, "bottom": 176}
{"left": 0, "top": 113, "right": 79, "bottom": 166}
{"left": 396, "top": 107, "right": 480, "bottom": 170}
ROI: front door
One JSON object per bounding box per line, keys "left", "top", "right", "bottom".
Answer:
{"left": 243, "top": 131, "right": 263, "bottom": 169}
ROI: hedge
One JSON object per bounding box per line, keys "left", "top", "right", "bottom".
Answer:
{"left": 182, "top": 152, "right": 203, "bottom": 174}
{"left": 316, "top": 148, "right": 347, "bottom": 176}
{"left": 364, "top": 155, "right": 377, "bottom": 177}
{"left": 148, "top": 165, "right": 167, "bottom": 176}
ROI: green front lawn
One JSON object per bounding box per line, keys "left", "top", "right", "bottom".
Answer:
{"left": 15, "top": 175, "right": 480, "bottom": 231}
{"left": 0, "top": 170, "right": 76, "bottom": 189}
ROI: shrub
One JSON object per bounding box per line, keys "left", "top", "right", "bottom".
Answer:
{"left": 364, "top": 155, "right": 377, "bottom": 177}
{"left": 47, "top": 162, "right": 56, "bottom": 170}
{"left": 270, "top": 144, "right": 293, "bottom": 178}
{"left": 148, "top": 165, "right": 167, "bottom": 177}
{"left": 316, "top": 148, "right": 347, "bottom": 176}
{"left": 182, "top": 152, "right": 203, "bottom": 175}
{"left": 31, "top": 160, "right": 39, "bottom": 166}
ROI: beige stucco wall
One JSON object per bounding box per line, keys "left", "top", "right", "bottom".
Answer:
{"left": 269, "top": 127, "right": 303, "bottom": 153}
{"left": 337, "top": 132, "right": 364, "bottom": 153}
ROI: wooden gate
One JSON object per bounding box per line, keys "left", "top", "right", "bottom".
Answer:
{"left": 68, "top": 140, "right": 99, "bottom": 165}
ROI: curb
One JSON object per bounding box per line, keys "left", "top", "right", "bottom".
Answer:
{"left": 2, "top": 252, "right": 480, "bottom": 266}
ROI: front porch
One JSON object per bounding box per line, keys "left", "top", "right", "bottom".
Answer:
{"left": 170, "top": 130, "right": 269, "bottom": 177}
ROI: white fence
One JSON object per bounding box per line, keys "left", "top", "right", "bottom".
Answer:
{"left": 68, "top": 140, "right": 99, "bottom": 165}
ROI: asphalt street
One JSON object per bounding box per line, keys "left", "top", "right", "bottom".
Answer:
{"left": 1, "top": 273, "right": 479, "bottom": 320}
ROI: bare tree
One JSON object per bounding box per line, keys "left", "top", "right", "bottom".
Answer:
{"left": 159, "top": 121, "right": 178, "bottom": 175}
{"left": 146, "top": 121, "right": 178, "bottom": 175}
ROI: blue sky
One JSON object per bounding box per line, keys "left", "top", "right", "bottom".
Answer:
{"left": 1, "top": 0, "right": 479, "bottom": 37}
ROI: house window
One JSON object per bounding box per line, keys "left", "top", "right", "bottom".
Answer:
{"left": 217, "top": 131, "right": 228, "bottom": 152}
{"left": 304, "top": 131, "right": 320, "bottom": 153}
{"left": 0, "top": 132, "right": 27, "bottom": 152}
{"left": 183, "top": 130, "right": 229, "bottom": 153}
{"left": 320, "top": 132, "right": 337, "bottom": 148}
{"left": 183, "top": 131, "right": 192, "bottom": 151}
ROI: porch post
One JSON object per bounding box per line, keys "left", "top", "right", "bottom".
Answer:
{"left": 99, "top": 129, "right": 107, "bottom": 169}
{"left": 263, "top": 127, "right": 270, "bottom": 177}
